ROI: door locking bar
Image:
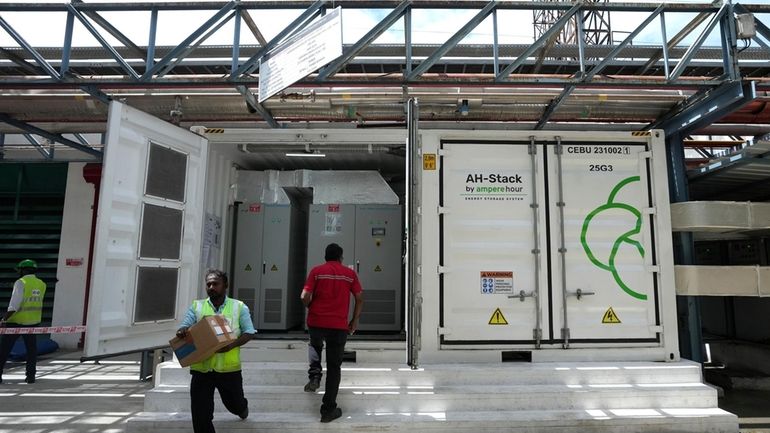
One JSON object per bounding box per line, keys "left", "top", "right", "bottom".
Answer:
{"left": 567, "top": 288, "right": 595, "bottom": 300}
{"left": 509, "top": 290, "right": 536, "bottom": 302}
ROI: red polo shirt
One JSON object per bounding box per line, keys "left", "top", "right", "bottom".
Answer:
{"left": 304, "top": 261, "right": 363, "bottom": 330}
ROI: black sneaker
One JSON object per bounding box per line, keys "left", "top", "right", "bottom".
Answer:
{"left": 25, "top": 377, "right": 35, "bottom": 384}
{"left": 304, "top": 377, "right": 321, "bottom": 392}
{"left": 320, "top": 407, "right": 342, "bottom": 423}
{"left": 238, "top": 406, "right": 248, "bottom": 420}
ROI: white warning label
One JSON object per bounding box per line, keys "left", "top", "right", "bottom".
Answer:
{"left": 480, "top": 271, "right": 514, "bottom": 294}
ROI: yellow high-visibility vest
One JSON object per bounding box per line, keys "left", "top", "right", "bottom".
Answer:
{"left": 7, "top": 275, "right": 46, "bottom": 325}
{"left": 189, "top": 298, "right": 243, "bottom": 373}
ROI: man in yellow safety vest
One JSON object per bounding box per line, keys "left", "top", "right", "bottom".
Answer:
{"left": 0, "top": 259, "right": 47, "bottom": 384}
{"left": 176, "top": 269, "right": 255, "bottom": 433}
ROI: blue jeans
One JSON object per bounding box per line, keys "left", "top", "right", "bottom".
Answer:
{"left": 307, "top": 327, "right": 347, "bottom": 414}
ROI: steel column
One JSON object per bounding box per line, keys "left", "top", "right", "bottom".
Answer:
{"left": 666, "top": 132, "right": 703, "bottom": 363}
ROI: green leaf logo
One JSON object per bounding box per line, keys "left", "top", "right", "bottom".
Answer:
{"left": 580, "top": 176, "right": 647, "bottom": 301}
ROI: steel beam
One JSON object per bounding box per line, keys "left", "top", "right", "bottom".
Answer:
{"left": 71, "top": 0, "right": 147, "bottom": 60}
{"left": 585, "top": 5, "right": 664, "bottom": 80}
{"left": 156, "top": 11, "right": 237, "bottom": 77}
{"left": 668, "top": 3, "right": 728, "bottom": 81}
{"left": 0, "top": 17, "right": 61, "bottom": 80}
{"left": 0, "top": 114, "right": 102, "bottom": 157}
{"left": 0, "top": 47, "right": 40, "bottom": 75}
{"left": 648, "top": 81, "right": 756, "bottom": 136}
{"left": 23, "top": 133, "right": 52, "bottom": 159}
{"left": 405, "top": 7, "right": 412, "bottom": 76}
{"left": 496, "top": 2, "right": 582, "bottom": 80}
{"left": 61, "top": 11, "right": 75, "bottom": 75}
{"left": 79, "top": 85, "right": 112, "bottom": 105}
{"left": 235, "top": 85, "right": 280, "bottom": 128}
{"left": 317, "top": 0, "right": 410, "bottom": 81}
{"left": 142, "top": 1, "right": 238, "bottom": 79}
{"left": 147, "top": 8, "right": 159, "bottom": 67}
{"left": 240, "top": 9, "right": 269, "bottom": 47}
{"left": 535, "top": 84, "right": 575, "bottom": 130}
{"left": 232, "top": 9, "right": 242, "bottom": 74}
{"left": 407, "top": 1, "right": 498, "bottom": 81}
{"left": 0, "top": 2, "right": 735, "bottom": 13}
{"left": 719, "top": 3, "right": 738, "bottom": 81}
{"left": 231, "top": 0, "right": 327, "bottom": 78}
{"left": 66, "top": 4, "right": 141, "bottom": 80}
{"left": 73, "top": 133, "right": 91, "bottom": 147}
{"left": 638, "top": 12, "right": 709, "bottom": 75}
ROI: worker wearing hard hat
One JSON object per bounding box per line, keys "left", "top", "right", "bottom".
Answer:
{"left": 0, "top": 259, "right": 47, "bottom": 384}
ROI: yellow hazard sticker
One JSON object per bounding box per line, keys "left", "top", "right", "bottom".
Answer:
{"left": 244, "top": 264, "right": 252, "bottom": 271}
{"left": 602, "top": 307, "right": 621, "bottom": 324}
{"left": 271, "top": 264, "right": 278, "bottom": 271}
{"left": 488, "top": 308, "right": 509, "bottom": 325}
{"left": 374, "top": 265, "right": 382, "bottom": 272}
{"left": 423, "top": 154, "right": 436, "bottom": 170}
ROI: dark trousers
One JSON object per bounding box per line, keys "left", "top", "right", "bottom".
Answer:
{"left": 190, "top": 370, "right": 248, "bottom": 433}
{"left": 0, "top": 324, "right": 38, "bottom": 381}
{"left": 307, "top": 327, "right": 348, "bottom": 414}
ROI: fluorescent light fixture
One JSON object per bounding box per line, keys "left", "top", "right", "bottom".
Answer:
{"left": 285, "top": 152, "right": 326, "bottom": 157}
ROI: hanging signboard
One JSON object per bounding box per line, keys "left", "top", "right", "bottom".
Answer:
{"left": 258, "top": 7, "right": 343, "bottom": 103}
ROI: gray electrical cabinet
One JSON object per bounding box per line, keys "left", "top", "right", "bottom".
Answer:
{"left": 233, "top": 203, "right": 306, "bottom": 330}
{"left": 307, "top": 204, "right": 402, "bottom": 331}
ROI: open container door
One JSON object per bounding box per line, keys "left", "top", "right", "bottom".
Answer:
{"left": 84, "top": 101, "right": 209, "bottom": 357}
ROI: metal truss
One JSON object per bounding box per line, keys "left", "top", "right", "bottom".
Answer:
{"left": 0, "top": 1, "right": 769, "bottom": 156}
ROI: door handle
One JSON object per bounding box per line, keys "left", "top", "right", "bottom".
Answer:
{"left": 567, "top": 288, "right": 595, "bottom": 300}
{"left": 356, "top": 260, "right": 360, "bottom": 273}
{"left": 508, "top": 290, "right": 536, "bottom": 302}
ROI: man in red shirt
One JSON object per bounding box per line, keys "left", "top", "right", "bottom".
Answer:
{"left": 300, "top": 243, "right": 363, "bottom": 423}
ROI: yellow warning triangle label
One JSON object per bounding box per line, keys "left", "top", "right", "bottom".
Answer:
{"left": 488, "top": 308, "right": 508, "bottom": 325}
{"left": 244, "top": 264, "right": 252, "bottom": 271}
{"left": 374, "top": 265, "right": 382, "bottom": 272}
{"left": 602, "top": 307, "right": 622, "bottom": 324}
{"left": 271, "top": 264, "right": 278, "bottom": 271}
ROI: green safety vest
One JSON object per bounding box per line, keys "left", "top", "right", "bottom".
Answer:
{"left": 189, "top": 297, "right": 243, "bottom": 373}
{"left": 8, "top": 275, "right": 46, "bottom": 325}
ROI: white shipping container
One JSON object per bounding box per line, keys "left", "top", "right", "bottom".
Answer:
{"left": 82, "top": 102, "right": 677, "bottom": 362}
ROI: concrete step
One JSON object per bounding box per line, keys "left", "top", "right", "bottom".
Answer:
{"left": 144, "top": 383, "right": 717, "bottom": 413}
{"left": 156, "top": 360, "right": 704, "bottom": 387}
{"left": 126, "top": 409, "right": 739, "bottom": 433}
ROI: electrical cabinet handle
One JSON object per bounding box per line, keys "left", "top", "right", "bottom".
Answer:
{"left": 262, "top": 262, "right": 266, "bottom": 274}
{"left": 508, "top": 290, "right": 536, "bottom": 302}
{"left": 568, "top": 288, "right": 595, "bottom": 300}
{"left": 356, "top": 260, "right": 360, "bottom": 273}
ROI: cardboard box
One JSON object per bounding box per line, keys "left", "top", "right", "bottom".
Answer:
{"left": 170, "top": 315, "right": 236, "bottom": 367}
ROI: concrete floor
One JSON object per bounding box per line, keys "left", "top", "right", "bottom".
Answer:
{"left": 0, "top": 349, "right": 768, "bottom": 433}
{"left": 0, "top": 350, "right": 151, "bottom": 433}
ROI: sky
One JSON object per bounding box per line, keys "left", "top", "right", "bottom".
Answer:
{"left": 0, "top": 1, "right": 768, "bottom": 57}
